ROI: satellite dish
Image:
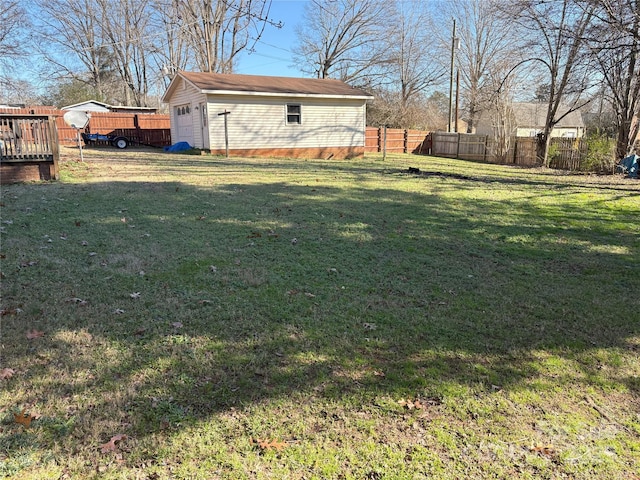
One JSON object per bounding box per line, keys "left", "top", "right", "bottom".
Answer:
{"left": 63, "top": 111, "right": 91, "bottom": 129}
{"left": 63, "top": 111, "right": 91, "bottom": 162}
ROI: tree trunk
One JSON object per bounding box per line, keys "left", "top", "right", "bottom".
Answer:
{"left": 616, "top": 120, "right": 632, "bottom": 160}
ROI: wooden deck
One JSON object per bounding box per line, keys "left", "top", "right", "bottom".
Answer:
{"left": 1, "top": 114, "right": 60, "bottom": 183}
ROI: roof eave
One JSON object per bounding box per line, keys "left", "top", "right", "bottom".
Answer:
{"left": 161, "top": 72, "right": 199, "bottom": 103}
{"left": 200, "top": 89, "right": 373, "bottom": 100}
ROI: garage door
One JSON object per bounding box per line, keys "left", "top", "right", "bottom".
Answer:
{"left": 175, "top": 104, "right": 193, "bottom": 145}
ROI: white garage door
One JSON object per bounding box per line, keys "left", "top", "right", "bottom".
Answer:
{"left": 175, "top": 104, "right": 193, "bottom": 145}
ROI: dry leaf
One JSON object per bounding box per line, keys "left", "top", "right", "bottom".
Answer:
{"left": 398, "top": 398, "right": 423, "bottom": 410}
{"left": 26, "top": 329, "right": 45, "bottom": 339}
{"left": 363, "top": 323, "right": 377, "bottom": 330}
{"left": 113, "top": 309, "right": 125, "bottom": 315}
{"left": 129, "top": 292, "right": 141, "bottom": 299}
{"left": 14, "top": 409, "right": 34, "bottom": 427}
{"left": 304, "top": 292, "right": 316, "bottom": 298}
{"left": 0, "top": 368, "right": 16, "bottom": 379}
{"left": 20, "top": 261, "right": 38, "bottom": 267}
{"left": 252, "top": 438, "right": 287, "bottom": 452}
{"left": 530, "top": 444, "right": 555, "bottom": 456}
{"left": 172, "top": 322, "right": 183, "bottom": 328}
{"left": 100, "top": 434, "right": 127, "bottom": 453}
{"left": 247, "top": 231, "right": 262, "bottom": 238}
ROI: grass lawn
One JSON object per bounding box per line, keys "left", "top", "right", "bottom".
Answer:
{"left": 1, "top": 147, "right": 639, "bottom": 479}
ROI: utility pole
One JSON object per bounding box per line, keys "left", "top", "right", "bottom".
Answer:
{"left": 448, "top": 19, "right": 460, "bottom": 133}
{"left": 455, "top": 69, "right": 460, "bottom": 133}
{"left": 218, "top": 110, "right": 230, "bottom": 158}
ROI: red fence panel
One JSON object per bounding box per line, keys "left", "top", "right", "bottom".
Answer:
{"left": 365, "top": 127, "right": 431, "bottom": 154}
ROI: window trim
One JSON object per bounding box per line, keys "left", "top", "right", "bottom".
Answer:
{"left": 286, "top": 103, "right": 302, "bottom": 125}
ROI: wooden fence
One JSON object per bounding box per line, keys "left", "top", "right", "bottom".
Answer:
{"left": 85, "top": 112, "right": 171, "bottom": 147}
{"left": 366, "top": 127, "right": 431, "bottom": 154}
{"left": 0, "top": 114, "right": 60, "bottom": 183}
{"left": 0, "top": 107, "right": 170, "bottom": 148}
{"left": 431, "top": 132, "right": 589, "bottom": 169}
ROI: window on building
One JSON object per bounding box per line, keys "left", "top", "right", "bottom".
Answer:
{"left": 286, "top": 104, "right": 301, "bottom": 124}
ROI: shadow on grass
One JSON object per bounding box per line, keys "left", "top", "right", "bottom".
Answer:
{"left": 2, "top": 161, "right": 639, "bottom": 444}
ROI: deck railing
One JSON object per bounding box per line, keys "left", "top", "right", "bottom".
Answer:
{"left": 0, "top": 114, "right": 60, "bottom": 182}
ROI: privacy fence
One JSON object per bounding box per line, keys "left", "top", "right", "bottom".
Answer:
{"left": 365, "top": 127, "right": 431, "bottom": 154}
{"left": 0, "top": 107, "right": 170, "bottom": 148}
{"left": 367, "top": 127, "right": 593, "bottom": 171}
{"left": 85, "top": 112, "right": 171, "bottom": 147}
{"left": 1, "top": 107, "right": 171, "bottom": 183}
{"left": 430, "top": 132, "right": 589, "bottom": 170}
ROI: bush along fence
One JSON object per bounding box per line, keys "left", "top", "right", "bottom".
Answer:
{"left": 430, "top": 132, "right": 614, "bottom": 172}
{"left": 0, "top": 107, "right": 171, "bottom": 148}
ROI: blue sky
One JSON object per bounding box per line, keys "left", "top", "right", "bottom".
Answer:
{"left": 234, "top": 0, "right": 308, "bottom": 77}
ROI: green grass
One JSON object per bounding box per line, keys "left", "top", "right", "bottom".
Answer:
{"left": 1, "top": 147, "right": 639, "bottom": 479}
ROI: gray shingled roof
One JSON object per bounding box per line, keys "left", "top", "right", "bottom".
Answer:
{"left": 175, "top": 71, "right": 373, "bottom": 98}
{"left": 511, "top": 103, "right": 584, "bottom": 128}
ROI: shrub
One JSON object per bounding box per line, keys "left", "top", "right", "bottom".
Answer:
{"left": 583, "top": 134, "right": 616, "bottom": 173}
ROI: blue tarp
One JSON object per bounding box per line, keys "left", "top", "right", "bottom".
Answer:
{"left": 620, "top": 154, "right": 639, "bottom": 178}
{"left": 163, "top": 142, "right": 193, "bottom": 153}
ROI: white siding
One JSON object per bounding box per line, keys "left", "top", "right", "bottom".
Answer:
{"left": 204, "top": 95, "right": 366, "bottom": 150}
{"left": 515, "top": 127, "right": 583, "bottom": 138}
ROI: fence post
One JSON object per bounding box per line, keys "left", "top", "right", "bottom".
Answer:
{"left": 382, "top": 125, "right": 387, "bottom": 161}
{"left": 484, "top": 135, "right": 488, "bottom": 162}
{"left": 404, "top": 129, "right": 408, "bottom": 153}
{"left": 134, "top": 114, "right": 141, "bottom": 143}
{"left": 456, "top": 133, "right": 461, "bottom": 159}
{"left": 49, "top": 116, "right": 60, "bottom": 179}
{"left": 513, "top": 137, "right": 518, "bottom": 164}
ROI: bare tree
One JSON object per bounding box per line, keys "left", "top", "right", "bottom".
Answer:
{"left": 0, "top": 1, "right": 29, "bottom": 101}
{"left": 442, "top": 0, "right": 515, "bottom": 133}
{"left": 0, "top": 1, "right": 27, "bottom": 62}
{"left": 293, "top": 0, "right": 393, "bottom": 82}
{"left": 96, "top": 0, "right": 153, "bottom": 106}
{"left": 387, "top": 2, "right": 445, "bottom": 113}
{"left": 178, "top": 0, "right": 279, "bottom": 74}
{"left": 588, "top": 0, "right": 640, "bottom": 158}
{"left": 502, "top": 0, "right": 595, "bottom": 166}
{"left": 150, "top": 0, "right": 192, "bottom": 86}
{"left": 485, "top": 71, "right": 517, "bottom": 162}
{"left": 33, "top": 0, "right": 118, "bottom": 102}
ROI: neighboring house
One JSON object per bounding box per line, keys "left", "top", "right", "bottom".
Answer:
{"left": 62, "top": 101, "right": 158, "bottom": 114}
{"left": 476, "top": 102, "right": 585, "bottom": 138}
{"left": 161, "top": 71, "right": 373, "bottom": 159}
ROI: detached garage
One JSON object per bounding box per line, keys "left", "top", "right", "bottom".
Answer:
{"left": 161, "top": 72, "right": 373, "bottom": 159}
